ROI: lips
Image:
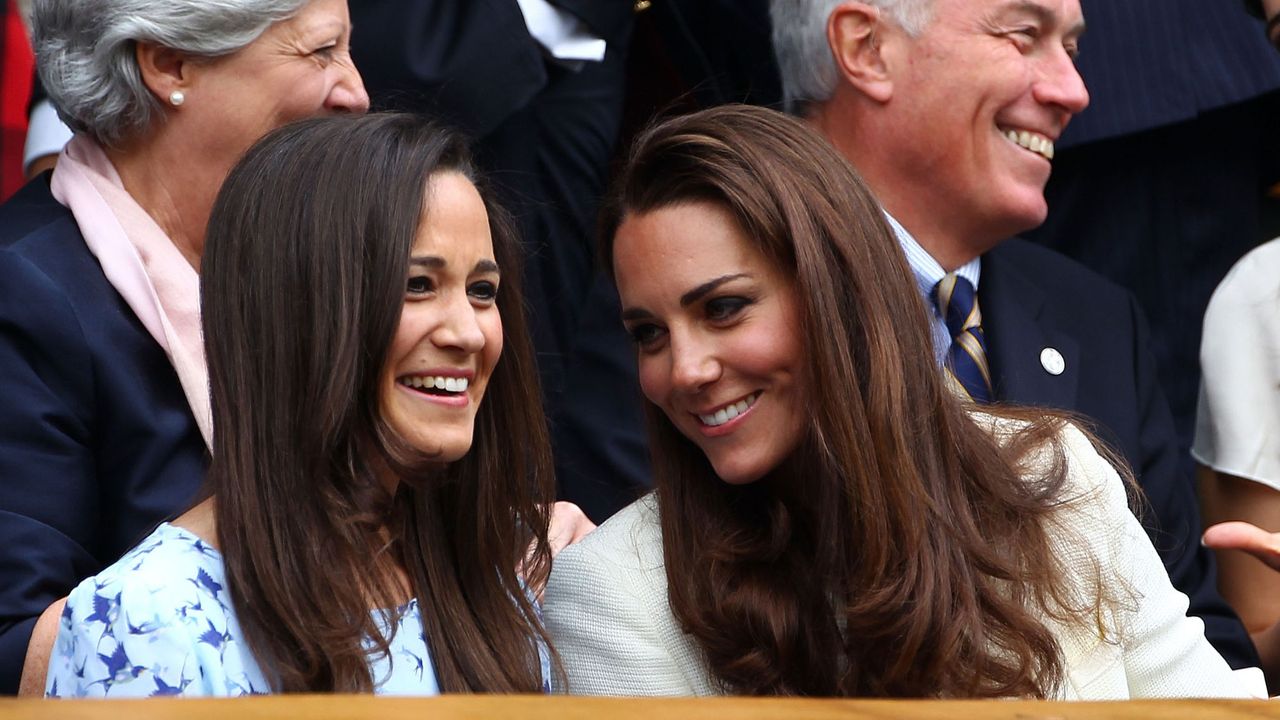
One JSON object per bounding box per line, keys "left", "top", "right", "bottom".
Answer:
{"left": 999, "top": 127, "right": 1055, "bottom": 160}
{"left": 696, "top": 391, "right": 760, "bottom": 427}
{"left": 395, "top": 373, "right": 473, "bottom": 406}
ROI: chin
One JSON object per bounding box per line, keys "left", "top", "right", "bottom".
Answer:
{"left": 404, "top": 431, "right": 474, "bottom": 463}
{"left": 993, "top": 194, "right": 1050, "bottom": 238}
{"left": 710, "top": 456, "right": 770, "bottom": 486}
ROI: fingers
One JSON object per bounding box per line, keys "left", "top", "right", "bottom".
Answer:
{"left": 548, "top": 501, "right": 597, "bottom": 558}
{"left": 1203, "top": 521, "right": 1280, "bottom": 572}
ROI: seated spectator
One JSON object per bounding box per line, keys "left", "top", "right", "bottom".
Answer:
{"left": 542, "top": 104, "right": 1266, "bottom": 699}
{"left": 1197, "top": 0, "right": 1280, "bottom": 675}
{"left": 768, "top": 0, "right": 1256, "bottom": 669}
{"left": 31, "top": 113, "right": 557, "bottom": 696}
{"left": 0, "top": 0, "right": 369, "bottom": 693}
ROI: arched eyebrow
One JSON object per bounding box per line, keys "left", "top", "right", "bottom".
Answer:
{"left": 679, "top": 273, "right": 750, "bottom": 307}
{"left": 407, "top": 257, "right": 501, "bottom": 275}
{"left": 619, "top": 273, "right": 752, "bottom": 323}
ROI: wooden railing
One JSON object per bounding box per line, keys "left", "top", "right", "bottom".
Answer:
{"left": 0, "top": 696, "right": 1275, "bottom": 719}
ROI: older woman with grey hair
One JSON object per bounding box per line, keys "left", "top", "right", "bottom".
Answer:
{"left": 0, "top": 0, "right": 367, "bottom": 694}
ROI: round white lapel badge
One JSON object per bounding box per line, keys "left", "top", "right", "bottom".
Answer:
{"left": 1040, "top": 347, "right": 1066, "bottom": 376}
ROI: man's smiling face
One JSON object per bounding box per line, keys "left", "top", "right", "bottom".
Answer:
{"left": 878, "top": 0, "right": 1089, "bottom": 245}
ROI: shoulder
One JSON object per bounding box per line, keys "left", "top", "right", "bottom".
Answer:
{"left": 560, "top": 494, "right": 662, "bottom": 570}
{"left": 0, "top": 176, "right": 82, "bottom": 256}
{"left": 63, "top": 525, "right": 229, "bottom": 628}
{"left": 546, "top": 495, "right": 664, "bottom": 600}
{"left": 1205, "top": 237, "right": 1280, "bottom": 315}
{"left": 973, "top": 413, "right": 1121, "bottom": 517}
{"left": 51, "top": 525, "right": 242, "bottom": 698}
{"left": 984, "top": 239, "right": 1131, "bottom": 305}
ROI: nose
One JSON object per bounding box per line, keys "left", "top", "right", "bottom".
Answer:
{"left": 1034, "top": 49, "right": 1089, "bottom": 118}
{"left": 327, "top": 58, "right": 371, "bottom": 114}
{"left": 668, "top": 331, "right": 721, "bottom": 394}
{"left": 431, "top": 294, "right": 486, "bottom": 354}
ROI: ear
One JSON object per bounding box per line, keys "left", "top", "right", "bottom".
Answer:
{"left": 827, "top": 2, "right": 895, "bottom": 103}
{"left": 135, "top": 42, "right": 191, "bottom": 106}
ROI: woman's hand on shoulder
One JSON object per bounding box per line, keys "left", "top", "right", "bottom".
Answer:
{"left": 549, "top": 502, "right": 596, "bottom": 558}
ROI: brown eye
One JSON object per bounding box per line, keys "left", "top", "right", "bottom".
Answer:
{"left": 407, "top": 276, "right": 433, "bottom": 295}
{"left": 627, "top": 323, "right": 665, "bottom": 347}
{"left": 705, "top": 297, "right": 750, "bottom": 322}
{"left": 468, "top": 280, "right": 499, "bottom": 303}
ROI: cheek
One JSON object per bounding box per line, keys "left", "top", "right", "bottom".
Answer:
{"left": 635, "top": 355, "right": 668, "bottom": 407}
{"left": 481, "top": 313, "right": 504, "bottom": 375}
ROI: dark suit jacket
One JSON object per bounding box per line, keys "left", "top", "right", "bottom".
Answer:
{"left": 981, "top": 239, "right": 1259, "bottom": 669}
{"left": 349, "top": 0, "right": 633, "bottom": 137}
{"left": 0, "top": 175, "right": 207, "bottom": 693}
{"left": 1063, "top": 0, "right": 1280, "bottom": 147}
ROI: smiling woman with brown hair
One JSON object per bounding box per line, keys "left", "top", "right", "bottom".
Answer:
{"left": 541, "top": 104, "right": 1265, "bottom": 700}
{"left": 34, "top": 113, "right": 557, "bottom": 696}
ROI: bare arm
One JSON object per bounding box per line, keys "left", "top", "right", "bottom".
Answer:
{"left": 1199, "top": 467, "right": 1280, "bottom": 634}
{"left": 17, "top": 599, "right": 65, "bottom": 697}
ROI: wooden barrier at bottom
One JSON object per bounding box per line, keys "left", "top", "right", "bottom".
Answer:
{"left": 0, "top": 696, "right": 1277, "bottom": 720}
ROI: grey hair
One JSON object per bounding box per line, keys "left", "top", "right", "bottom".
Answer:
{"left": 771, "top": 0, "right": 935, "bottom": 115}
{"left": 31, "top": 0, "right": 309, "bottom": 147}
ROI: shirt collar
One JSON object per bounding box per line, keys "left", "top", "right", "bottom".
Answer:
{"left": 883, "top": 211, "right": 981, "bottom": 302}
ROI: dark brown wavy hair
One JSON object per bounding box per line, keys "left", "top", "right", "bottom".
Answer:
{"left": 600, "top": 105, "right": 1115, "bottom": 698}
{"left": 201, "top": 113, "right": 555, "bottom": 692}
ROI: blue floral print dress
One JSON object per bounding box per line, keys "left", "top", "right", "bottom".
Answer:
{"left": 45, "top": 523, "right": 549, "bottom": 697}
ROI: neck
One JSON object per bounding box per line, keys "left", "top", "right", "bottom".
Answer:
{"left": 105, "top": 136, "right": 220, "bottom": 271}
{"left": 808, "top": 106, "right": 989, "bottom": 273}
{"left": 172, "top": 497, "right": 218, "bottom": 549}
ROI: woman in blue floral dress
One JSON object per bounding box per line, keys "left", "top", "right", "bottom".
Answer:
{"left": 38, "top": 113, "right": 559, "bottom": 696}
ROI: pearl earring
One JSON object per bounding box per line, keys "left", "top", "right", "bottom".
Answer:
{"left": 169, "top": 90, "right": 185, "bottom": 107}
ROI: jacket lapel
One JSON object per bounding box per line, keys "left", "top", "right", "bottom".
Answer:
{"left": 979, "top": 245, "right": 1080, "bottom": 411}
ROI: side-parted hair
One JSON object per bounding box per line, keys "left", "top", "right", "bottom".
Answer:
{"left": 772, "top": 0, "right": 934, "bottom": 115}
{"left": 30, "top": 0, "right": 307, "bottom": 146}
{"left": 202, "top": 113, "right": 555, "bottom": 692}
{"left": 600, "top": 104, "right": 1113, "bottom": 698}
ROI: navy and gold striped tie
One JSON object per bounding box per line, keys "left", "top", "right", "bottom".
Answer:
{"left": 933, "top": 273, "right": 993, "bottom": 403}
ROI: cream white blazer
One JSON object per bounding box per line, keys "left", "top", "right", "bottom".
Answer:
{"left": 543, "top": 423, "right": 1266, "bottom": 699}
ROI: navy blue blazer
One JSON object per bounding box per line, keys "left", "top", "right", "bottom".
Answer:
{"left": 981, "top": 239, "right": 1259, "bottom": 669}
{"left": 349, "top": 0, "right": 633, "bottom": 137}
{"left": 0, "top": 175, "right": 207, "bottom": 693}
{"left": 1063, "top": 0, "right": 1280, "bottom": 147}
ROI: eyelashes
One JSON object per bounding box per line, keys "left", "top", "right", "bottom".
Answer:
{"left": 625, "top": 295, "right": 756, "bottom": 350}
{"left": 405, "top": 275, "right": 500, "bottom": 303}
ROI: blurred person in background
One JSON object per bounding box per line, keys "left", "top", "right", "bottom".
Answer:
{"left": 0, "top": 0, "right": 34, "bottom": 200}
{"left": 1197, "top": 0, "right": 1280, "bottom": 688}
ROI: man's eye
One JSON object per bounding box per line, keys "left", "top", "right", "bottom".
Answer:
{"left": 314, "top": 45, "right": 337, "bottom": 58}
{"left": 705, "top": 297, "right": 750, "bottom": 322}
{"left": 1006, "top": 27, "right": 1038, "bottom": 49}
{"left": 468, "top": 280, "right": 499, "bottom": 302}
{"left": 407, "top": 276, "right": 434, "bottom": 294}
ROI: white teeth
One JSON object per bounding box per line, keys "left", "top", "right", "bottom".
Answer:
{"left": 398, "top": 375, "right": 470, "bottom": 393}
{"left": 1003, "top": 128, "right": 1054, "bottom": 161}
{"left": 698, "top": 392, "right": 759, "bottom": 427}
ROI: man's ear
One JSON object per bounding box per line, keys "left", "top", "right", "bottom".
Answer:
{"left": 135, "top": 42, "right": 191, "bottom": 105}
{"left": 827, "top": 2, "right": 895, "bottom": 103}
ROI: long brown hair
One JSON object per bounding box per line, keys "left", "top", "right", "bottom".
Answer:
{"left": 600, "top": 105, "right": 1113, "bottom": 698}
{"left": 201, "top": 113, "right": 555, "bottom": 692}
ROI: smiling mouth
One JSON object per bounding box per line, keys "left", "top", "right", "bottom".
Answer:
{"left": 398, "top": 375, "right": 470, "bottom": 397}
{"left": 1000, "top": 127, "right": 1055, "bottom": 161}
{"left": 697, "top": 392, "right": 760, "bottom": 427}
